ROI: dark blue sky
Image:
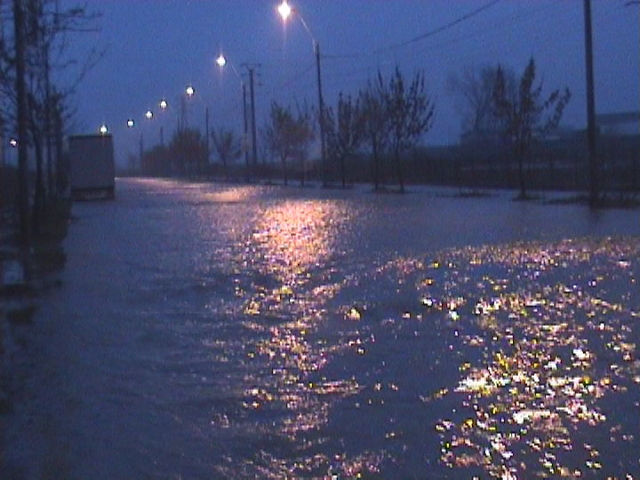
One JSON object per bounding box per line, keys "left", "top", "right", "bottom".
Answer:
{"left": 68, "top": 0, "right": 639, "bottom": 166}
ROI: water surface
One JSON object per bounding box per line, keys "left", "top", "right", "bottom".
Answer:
{"left": 3, "top": 179, "right": 639, "bottom": 478}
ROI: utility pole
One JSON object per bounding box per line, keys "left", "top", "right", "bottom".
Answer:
{"left": 243, "top": 64, "right": 260, "bottom": 166}
{"left": 179, "top": 95, "right": 187, "bottom": 131}
{"left": 242, "top": 82, "right": 250, "bottom": 181}
{"left": 139, "top": 134, "right": 144, "bottom": 171}
{"left": 205, "top": 106, "right": 210, "bottom": 167}
{"left": 584, "top": 0, "right": 598, "bottom": 207}
{"left": 315, "top": 41, "right": 327, "bottom": 187}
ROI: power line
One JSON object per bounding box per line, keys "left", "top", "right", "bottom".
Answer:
{"left": 271, "top": 61, "right": 315, "bottom": 93}
{"left": 319, "top": 0, "right": 564, "bottom": 90}
{"left": 321, "top": 0, "right": 503, "bottom": 61}
{"left": 375, "top": 0, "right": 503, "bottom": 54}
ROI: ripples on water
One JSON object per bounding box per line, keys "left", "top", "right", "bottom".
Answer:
{"left": 8, "top": 179, "right": 639, "bottom": 478}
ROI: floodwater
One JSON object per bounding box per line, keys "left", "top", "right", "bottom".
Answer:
{"left": 2, "top": 178, "right": 640, "bottom": 478}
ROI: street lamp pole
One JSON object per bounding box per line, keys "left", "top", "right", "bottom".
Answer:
{"left": 242, "top": 83, "right": 250, "bottom": 177}
{"left": 278, "top": 0, "right": 327, "bottom": 187}
{"left": 205, "top": 106, "right": 210, "bottom": 164}
{"left": 241, "top": 63, "right": 260, "bottom": 168}
{"left": 248, "top": 65, "right": 258, "bottom": 166}
{"left": 217, "top": 53, "right": 252, "bottom": 180}
{"left": 159, "top": 99, "right": 168, "bottom": 145}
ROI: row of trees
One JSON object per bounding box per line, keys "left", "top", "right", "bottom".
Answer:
{"left": 153, "top": 59, "right": 569, "bottom": 199}
{"left": 138, "top": 67, "right": 437, "bottom": 193}
{"left": 140, "top": 127, "right": 242, "bottom": 178}
{"left": 264, "top": 67, "right": 435, "bottom": 192}
{"left": 0, "top": 0, "right": 101, "bottom": 245}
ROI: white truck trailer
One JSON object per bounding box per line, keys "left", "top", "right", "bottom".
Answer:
{"left": 68, "top": 134, "right": 115, "bottom": 200}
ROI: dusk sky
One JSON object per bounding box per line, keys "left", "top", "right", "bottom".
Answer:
{"left": 67, "top": 0, "right": 639, "bottom": 166}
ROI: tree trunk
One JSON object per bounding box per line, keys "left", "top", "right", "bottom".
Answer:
{"left": 396, "top": 148, "right": 405, "bottom": 193}
{"left": 14, "top": 0, "right": 31, "bottom": 246}
{"left": 55, "top": 104, "right": 65, "bottom": 196}
{"left": 372, "top": 137, "right": 379, "bottom": 191}
{"left": 32, "top": 134, "right": 46, "bottom": 236}
{"left": 517, "top": 145, "right": 526, "bottom": 198}
{"left": 45, "top": 57, "right": 54, "bottom": 201}
{"left": 282, "top": 157, "right": 288, "bottom": 186}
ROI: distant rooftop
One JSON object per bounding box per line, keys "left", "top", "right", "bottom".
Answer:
{"left": 596, "top": 111, "right": 640, "bottom": 126}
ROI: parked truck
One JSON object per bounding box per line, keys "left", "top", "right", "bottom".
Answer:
{"left": 68, "top": 133, "right": 115, "bottom": 200}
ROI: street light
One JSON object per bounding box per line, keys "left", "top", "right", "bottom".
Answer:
{"left": 126, "top": 118, "right": 143, "bottom": 171}
{"left": 158, "top": 99, "right": 168, "bottom": 145}
{"left": 217, "top": 52, "right": 253, "bottom": 179}
{"left": 179, "top": 85, "right": 196, "bottom": 130}
{"left": 183, "top": 85, "right": 210, "bottom": 165}
{"left": 99, "top": 124, "right": 108, "bottom": 135}
{"left": 215, "top": 54, "right": 227, "bottom": 68}
{"left": 277, "top": 0, "right": 327, "bottom": 186}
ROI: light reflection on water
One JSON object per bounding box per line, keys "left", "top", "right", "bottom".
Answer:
{"left": 7, "top": 179, "right": 640, "bottom": 478}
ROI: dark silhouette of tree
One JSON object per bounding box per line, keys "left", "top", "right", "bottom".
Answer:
{"left": 170, "top": 127, "right": 208, "bottom": 176}
{"left": 384, "top": 67, "right": 435, "bottom": 192}
{"left": 211, "top": 127, "right": 242, "bottom": 179}
{"left": 325, "top": 92, "right": 365, "bottom": 188}
{"left": 2, "top": 0, "right": 103, "bottom": 243}
{"left": 265, "top": 101, "right": 314, "bottom": 186}
{"left": 359, "top": 75, "right": 388, "bottom": 191}
{"left": 142, "top": 144, "right": 171, "bottom": 176}
{"left": 493, "top": 57, "right": 571, "bottom": 198}
{"left": 447, "top": 64, "right": 516, "bottom": 139}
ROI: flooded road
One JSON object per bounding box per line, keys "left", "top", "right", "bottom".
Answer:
{"left": 3, "top": 178, "right": 640, "bottom": 478}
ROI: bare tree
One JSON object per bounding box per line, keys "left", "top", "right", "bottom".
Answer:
{"left": 384, "top": 67, "right": 435, "bottom": 192}
{"left": 169, "top": 127, "right": 208, "bottom": 177}
{"left": 325, "top": 92, "right": 365, "bottom": 188}
{"left": 211, "top": 127, "right": 241, "bottom": 179}
{"left": 493, "top": 57, "right": 571, "bottom": 199}
{"left": 359, "top": 75, "right": 388, "bottom": 191}
{"left": 265, "top": 101, "right": 314, "bottom": 186}
{"left": 447, "top": 64, "right": 516, "bottom": 139}
{"left": 2, "top": 0, "right": 103, "bottom": 242}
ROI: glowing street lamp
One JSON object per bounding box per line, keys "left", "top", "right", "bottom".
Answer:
{"left": 145, "top": 109, "right": 153, "bottom": 120}
{"left": 277, "top": 0, "right": 292, "bottom": 20}
{"left": 158, "top": 100, "right": 168, "bottom": 144}
{"left": 183, "top": 84, "right": 210, "bottom": 163}
{"left": 127, "top": 119, "right": 135, "bottom": 128}
{"left": 180, "top": 86, "right": 197, "bottom": 130}
{"left": 216, "top": 52, "right": 252, "bottom": 178}
{"left": 99, "top": 124, "right": 108, "bottom": 135}
{"left": 277, "top": 0, "right": 327, "bottom": 186}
